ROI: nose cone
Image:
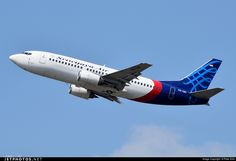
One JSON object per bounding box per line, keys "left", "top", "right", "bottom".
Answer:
{"left": 9, "top": 55, "right": 17, "bottom": 63}
{"left": 9, "top": 54, "right": 29, "bottom": 70}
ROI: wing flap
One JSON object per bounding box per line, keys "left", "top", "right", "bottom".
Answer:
{"left": 92, "top": 91, "right": 121, "bottom": 104}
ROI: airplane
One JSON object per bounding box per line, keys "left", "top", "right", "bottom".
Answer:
{"left": 9, "top": 51, "right": 224, "bottom": 105}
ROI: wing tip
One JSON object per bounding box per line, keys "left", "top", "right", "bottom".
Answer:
{"left": 141, "top": 63, "right": 152, "bottom": 67}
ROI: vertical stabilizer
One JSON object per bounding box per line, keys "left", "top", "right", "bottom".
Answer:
{"left": 179, "top": 58, "right": 222, "bottom": 92}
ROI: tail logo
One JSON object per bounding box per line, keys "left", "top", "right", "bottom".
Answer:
{"left": 182, "top": 59, "right": 222, "bottom": 93}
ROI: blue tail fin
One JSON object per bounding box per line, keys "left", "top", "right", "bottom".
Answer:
{"left": 179, "top": 58, "right": 222, "bottom": 92}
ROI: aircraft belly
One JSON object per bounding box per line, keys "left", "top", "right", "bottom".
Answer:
{"left": 118, "top": 85, "right": 152, "bottom": 99}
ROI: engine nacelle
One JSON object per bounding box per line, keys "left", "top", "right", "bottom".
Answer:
{"left": 77, "top": 70, "right": 101, "bottom": 86}
{"left": 69, "top": 85, "right": 94, "bottom": 99}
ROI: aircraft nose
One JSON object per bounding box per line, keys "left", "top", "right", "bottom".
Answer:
{"left": 9, "top": 54, "right": 17, "bottom": 63}
{"left": 9, "top": 54, "right": 29, "bottom": 70}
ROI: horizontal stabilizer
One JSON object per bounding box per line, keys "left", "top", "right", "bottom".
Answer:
{"left": 190, "top": 88, "right": 224, "bottom": 99}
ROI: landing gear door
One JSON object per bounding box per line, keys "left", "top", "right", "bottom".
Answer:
{"left": 39, "top": 53, "right": 47, "bottom": 64}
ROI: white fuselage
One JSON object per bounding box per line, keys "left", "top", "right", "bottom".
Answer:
{"left": 10, "top": 51, "right": 155, "bottom": 100}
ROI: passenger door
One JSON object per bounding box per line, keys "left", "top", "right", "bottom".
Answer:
{"left": 39, "top": 53, "right": 47, "bottom": 64}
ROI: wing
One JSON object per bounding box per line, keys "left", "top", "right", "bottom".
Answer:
{"left": 100, "top": 63, "right": 152, "bottom": 90}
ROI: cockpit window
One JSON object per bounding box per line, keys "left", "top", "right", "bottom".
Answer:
{"left": 23, "top": 52, "right": 32, "bottom": 55}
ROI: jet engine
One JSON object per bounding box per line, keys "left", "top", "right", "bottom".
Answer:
{"left": 69, "top": 85, "right": 96, "bottom": 99}
{"left": 77, "top": 70, "right": 101, "bottom": 86}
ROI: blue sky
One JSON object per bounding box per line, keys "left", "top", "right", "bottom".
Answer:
{"left": 0, "top": 0, "right": 235, "bottom": 156}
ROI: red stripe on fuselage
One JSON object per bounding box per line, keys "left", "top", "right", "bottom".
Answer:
{"left": 132, "top": 80, "right": 163, "bottom": 102}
